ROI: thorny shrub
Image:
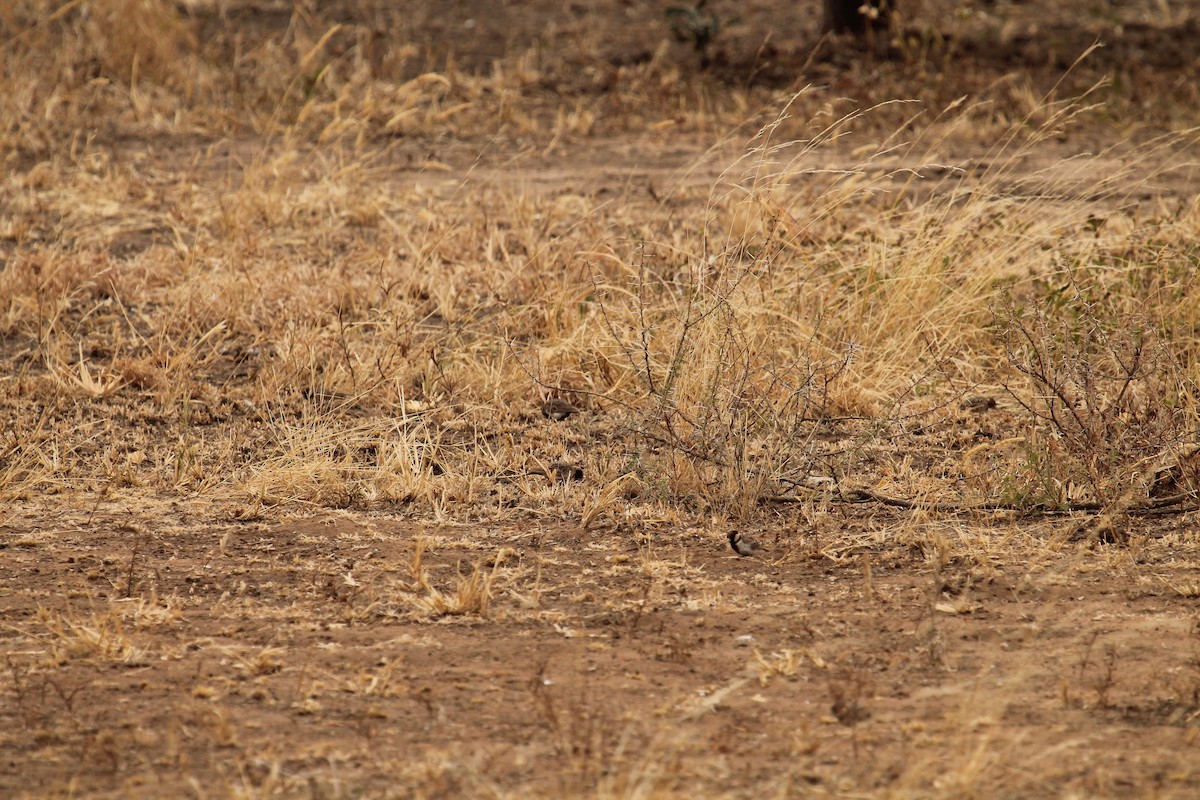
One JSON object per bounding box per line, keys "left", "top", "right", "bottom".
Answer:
{"left": 998, "top": 274, "right": 1200, "bottom": 510}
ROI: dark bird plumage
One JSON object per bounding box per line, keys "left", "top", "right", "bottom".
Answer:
{"left": 727, "top": 530, "right": 764, "bottom": 557}
{"left": 540, "top": 398, "right": 579, "bottom": 422}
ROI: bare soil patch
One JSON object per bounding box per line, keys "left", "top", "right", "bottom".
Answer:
{"left": 4, "top": 508, "right": 1200, "bottom": 798}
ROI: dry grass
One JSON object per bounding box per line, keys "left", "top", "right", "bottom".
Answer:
{"left": 3, "top": 93, "right": 1196, "bottom": 520}
{"left": 3, "top": 0, "right": 1200, "bottom": 797}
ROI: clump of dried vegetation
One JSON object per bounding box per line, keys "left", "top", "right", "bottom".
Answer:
{"left": 3, "top": 0, "right": 1198, "bottom": 533}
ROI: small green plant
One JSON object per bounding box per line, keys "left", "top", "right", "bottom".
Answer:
{"left": 665, "top": 1, "right": 729, "bottom": 58}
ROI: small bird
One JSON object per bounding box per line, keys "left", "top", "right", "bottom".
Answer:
{"left": 959, "top": 395, "right": 996, "bottom": 413}
{"left": 528, "top": 460, "right": 585, "bottom": 482}
{"left": 727, "top": 530, "right": 764, "bottom": 558}
{"left": 540, "top": 398, "right": 579, "bottom": 422}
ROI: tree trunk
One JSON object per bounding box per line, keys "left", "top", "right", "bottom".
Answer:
{"left": 822, "top": 0, "right": 892, "bottom": 35}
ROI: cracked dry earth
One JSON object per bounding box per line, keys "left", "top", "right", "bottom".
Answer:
{"left": 2, "top": 507, "right": 1199, "bottom": 798}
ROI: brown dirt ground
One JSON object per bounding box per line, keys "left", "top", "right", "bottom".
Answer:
{"left": 3, "top": 505, "right": 1200, "bottom": 798}
{"left": 3, "top": 1, "right": 1200, "bottom": 798}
